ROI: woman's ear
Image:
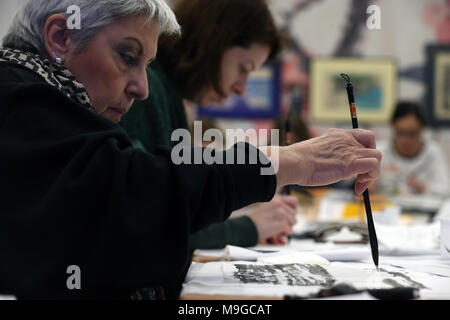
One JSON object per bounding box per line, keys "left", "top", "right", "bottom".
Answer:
{"left": 44, "top": 14, "right": 72, "bottom": 63}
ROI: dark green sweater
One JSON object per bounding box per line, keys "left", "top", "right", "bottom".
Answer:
{"left": 120, "top": 62, "right": 258, "bottom": 249}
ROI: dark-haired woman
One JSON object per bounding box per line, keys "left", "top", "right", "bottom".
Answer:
{"left": 120, "top": 0, "right": 296, "bottom": 250}
{"left": 376, "top": 102, "right": 449, "bottom": 198}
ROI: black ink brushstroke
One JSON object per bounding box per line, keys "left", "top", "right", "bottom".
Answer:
{"left": 232, "top": 264, "right": 335, "bottom": 287}
{"left": 380, "top": 268, "right": 427, "bottom": 289}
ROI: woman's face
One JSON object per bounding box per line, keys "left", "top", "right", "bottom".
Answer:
{"left": 196, "top": 43, "right": 271, "bottom": 107}
{"left": 393, "top": 115, "right": 424, "bottom": 158}
{"left": 65, "top": 16, "right": 158, "bottom": 122}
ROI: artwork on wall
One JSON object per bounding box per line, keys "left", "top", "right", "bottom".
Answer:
{"left": 427, "top": 45, "right": 450, "bottom": 127}
{"left": 197, "top": 63, "right": 281, "bottom": 119}
{"left": 310, "top": 58, "right": 397, "bottom": 124}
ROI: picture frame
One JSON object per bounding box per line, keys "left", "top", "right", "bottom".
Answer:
{"left": 197, "top": 62, "right": 281, "bottom": 119}
{"left": 310, "top": 58, "right": 396, "bottom": 124}
{"left": 426, "top": 45, "right": 450, "bottom": 127}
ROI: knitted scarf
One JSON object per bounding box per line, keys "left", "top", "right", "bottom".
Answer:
{"left": 0, "top": 47, "right": 94, "bottom": 111}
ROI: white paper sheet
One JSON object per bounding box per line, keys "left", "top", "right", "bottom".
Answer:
{"left": 376, "top": 222, "right": 441, "bottom": 256}
{"left": 196, "top": 243, "right": 371, "bottom": 263}
{"left": 223, "top": 245, "right": 329, "bottom": 265}
{"left": 383, "top": 256, "right": 450, "bottom": 278}
{"left": 390, "top": 195, "right": 443, "bottom": 212}
{"left": 182, "top": 260, "right": 450, "bottom": 299}
{"left": 255, "top": 239, "right": 337, "bottom": 252}
{"left": 183, "top": 262, "right": 322, "bottom": 298}
{"left": 310, "top": 247, "right": 371, "bottom": 262}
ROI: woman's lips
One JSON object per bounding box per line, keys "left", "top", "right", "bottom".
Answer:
{"left": 107, "top": 107, "right": 128, "bottom": 122}
{"left": 213, "top": 94, "right": 227, "bottom": 105}
{"left": 110, "top": 107, "right": 127, "bottom": 115}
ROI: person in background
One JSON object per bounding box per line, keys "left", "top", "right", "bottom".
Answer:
{"left": 120, "top": 0, "right": 299, "bottom": 249}
{"left": 187, "top": 117, "right": 298, "bottom": 247}
{"left": 376, "top": 102, "right": 449, "bottom": 198}
{"left": 273, "top": 114, "right": 312, "bottom": 145}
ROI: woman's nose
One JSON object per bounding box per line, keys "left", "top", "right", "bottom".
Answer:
{"left": 127, "top": 68, "right": 149, "bottom": 101}
{"left": 233, "top": 80, "right": 248, "bottom": 97}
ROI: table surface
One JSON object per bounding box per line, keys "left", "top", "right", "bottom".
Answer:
{"left": 181, "top": 188, "right": 449, "bottom": 300}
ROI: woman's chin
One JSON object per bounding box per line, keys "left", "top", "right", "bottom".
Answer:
{"left": 102, "top": 109, "right": 125, "bottom": 123}
{"left": 200, "top": 99, "right": 226, "bottom": 108}
{"left": 198, "top": 94, "right": 227, "bottom": 107}
{"left": 198, "top": 99, "right": 214, "bottom": 107}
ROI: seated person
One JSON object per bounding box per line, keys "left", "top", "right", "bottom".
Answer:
{"left": 375, "top": 102, "right": 449, "bottom": 199}
{"left": 120, "top": 0, "right": 300, "bottom": 249}
{"left": 273, "top": 114, "right": 312, "bottom": 145}
{"left": 188, "top": 118, "right": 298, "bottom": 248}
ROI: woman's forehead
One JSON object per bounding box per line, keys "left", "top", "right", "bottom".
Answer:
{"left": 394, "top": 115, "right": 423, "bottom": 127}
{"left": 100, "top": 16, "right": 159, "bottom": 54}
{"left": 103, "top": 15, "right": 159, "bottom": 37}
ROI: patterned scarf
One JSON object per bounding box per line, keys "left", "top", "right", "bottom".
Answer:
{"left": 0, "top": 48, "right": 94, "bottom": 111}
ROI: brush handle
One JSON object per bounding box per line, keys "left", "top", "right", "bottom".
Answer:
{"left": 343, "top": 76, "right": 379, "bottom": 268}
{"left": 363, "top": 189, "right": 379, "bottom": 267}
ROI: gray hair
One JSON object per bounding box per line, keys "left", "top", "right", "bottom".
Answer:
{"left": 2, "top": 0, "right": 180, "bottom": 55}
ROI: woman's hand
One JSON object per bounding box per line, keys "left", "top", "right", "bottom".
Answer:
{"left": 247, "top": 194, "right": 298, "bottom": 244}
{"left": 266, "top": 128, "right": 382, "bottom": 195}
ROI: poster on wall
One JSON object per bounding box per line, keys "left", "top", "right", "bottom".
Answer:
{"left": 427, "top": 45, "right": 450, "bottom": 127}
{"left": 310, "top": 58, "right": 397, "bottom": 124}
{"left": 197, "top": 63, "right": 281, "bottom": 119}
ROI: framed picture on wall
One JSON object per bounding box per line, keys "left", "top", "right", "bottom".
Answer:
{"left": 310, "top": 58, "right": 396, "bottom": 124}
{"left": 427, "top": 45, "right": 450, "bottom": 127}
{"left": 197, "top": 62, "right": 281, "bottom": 119}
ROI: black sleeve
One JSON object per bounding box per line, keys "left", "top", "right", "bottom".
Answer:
{"left": 0, "top": 80, "right": 276, "bottom": 299}
{"left": 189, "top": 216, "right": 258, "bottom": 250}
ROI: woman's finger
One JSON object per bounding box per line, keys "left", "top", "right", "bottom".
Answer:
{"left": 279, "top": 195, "right": 299, "bottom": 209}
{"left": 277, "top": 207, "right": 297, "bottom": 226}
{"left": 351, "top": 129, "right": 377, "bottom": 149}
{"left": 351, "top": 158, "right": 381, "bottom": 180}
{"left": 355, "top": 181, "right": 370, "bottom": 195}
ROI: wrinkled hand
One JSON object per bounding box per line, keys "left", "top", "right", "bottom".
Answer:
{"left": 267, "top": 128, "right": 382, "bottom": 195}
{"left": 247, "top": 194, "right": 298, "bottom": 245}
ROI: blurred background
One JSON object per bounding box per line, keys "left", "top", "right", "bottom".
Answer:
{"left": 184, "top": 0, "right": 449, "bottom": 184}
{"left": 1, "top": 0, "right": 449, "bottom": 182}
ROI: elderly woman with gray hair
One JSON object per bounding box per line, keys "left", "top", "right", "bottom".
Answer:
{"left": 0, "top": 0, "right": 381, "bottom": 299}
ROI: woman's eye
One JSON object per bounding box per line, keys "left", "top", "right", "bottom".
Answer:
{"left": 120, "top": 52, "right": 136, "bottom": 65}
{"left": 240, "top": 65, "right": 250, "bottom": 75}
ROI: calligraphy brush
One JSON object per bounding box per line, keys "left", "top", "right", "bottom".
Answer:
{"left": 340, "top": 73, "right": 379, "bottom": 270}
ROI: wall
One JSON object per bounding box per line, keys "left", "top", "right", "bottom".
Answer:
{"left": 0, "top": 0, "right": 27, "bottom": 41}
{"left": 264, "top": 0, "right": 450, "bottom": 185}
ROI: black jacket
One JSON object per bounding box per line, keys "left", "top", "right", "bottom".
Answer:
{"left": 0, "top": 61, "right": 276, "bottom": 299}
